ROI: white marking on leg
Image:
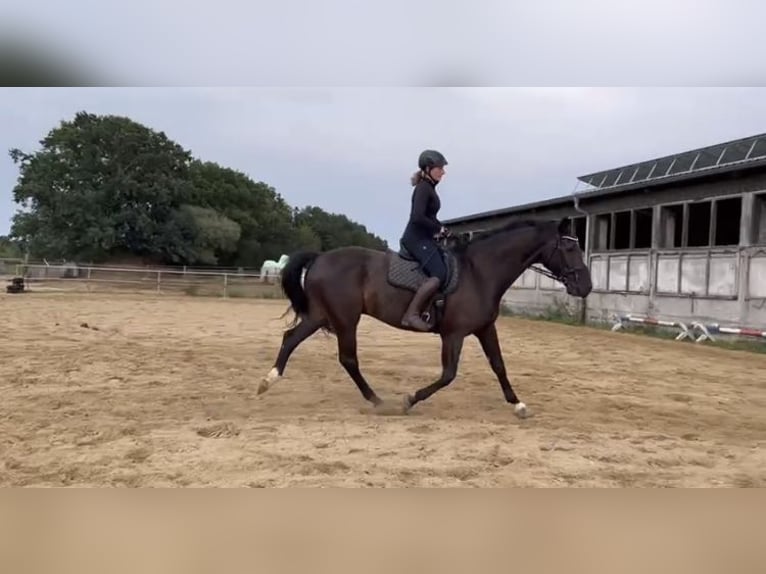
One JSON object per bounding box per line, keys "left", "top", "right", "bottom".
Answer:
{"left": 258, "top": 367, "right": 281, "bottom": 395}
{"left": 514, "top": 402, "right": 527, "bottom": 419}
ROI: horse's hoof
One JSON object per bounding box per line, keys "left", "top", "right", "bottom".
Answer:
{"left": 258, "top": 368, "right": 280, "bottom": 395}
{"left": 402, "top": 394, "right": 414, "bottom": 414}
{"left": 514, "top": 402, "right": 528, "bottom": 419}
{"left": 369, "top": 397, "right": 411, "bottom": 416}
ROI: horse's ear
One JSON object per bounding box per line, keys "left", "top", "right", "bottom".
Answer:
{"left": 557, "top": 217, "right": 571, "bottom": 235}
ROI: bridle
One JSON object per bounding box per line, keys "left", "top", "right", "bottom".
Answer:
{"left": 530, "top": 234, "right": 582, "bottom": 286}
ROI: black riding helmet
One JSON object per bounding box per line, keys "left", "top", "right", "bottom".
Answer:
{"left": 418, "top": 149, "right": 448, "bottom": 171}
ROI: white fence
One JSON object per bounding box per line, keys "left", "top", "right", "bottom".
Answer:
{"left": 12, "top": 263, "right": 285, "bottom": 299}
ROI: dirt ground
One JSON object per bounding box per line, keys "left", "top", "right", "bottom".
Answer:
{"left": 1, "top": 291, "right": 764, "bottom": 487}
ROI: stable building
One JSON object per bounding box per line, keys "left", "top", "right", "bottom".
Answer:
{"left": 442, "top": 133, "right": 766, "bottom": 329}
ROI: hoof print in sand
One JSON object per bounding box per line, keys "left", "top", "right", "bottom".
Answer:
{"left": 196, "top": 422, "right": 240, "bottom": 439}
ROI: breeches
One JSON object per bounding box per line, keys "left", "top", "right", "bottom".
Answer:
{"left": 402, "top": 237, "right": 448, "bottom": 285}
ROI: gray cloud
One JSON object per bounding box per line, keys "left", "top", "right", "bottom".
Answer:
{"left": 2, "top": 87, "right": 766, "bottom": 247}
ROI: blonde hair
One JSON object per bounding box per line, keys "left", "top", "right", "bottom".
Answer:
{"left": 410, "top": 170, "right": 424, "bottom": 186}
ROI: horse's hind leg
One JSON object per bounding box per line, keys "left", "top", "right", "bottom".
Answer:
{"left": 258, "top": 317, "right": 324, "bottom": 395}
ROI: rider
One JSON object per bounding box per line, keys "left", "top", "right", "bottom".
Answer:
{"left": 399, "top": 149, "right": 451, "bottom": 332}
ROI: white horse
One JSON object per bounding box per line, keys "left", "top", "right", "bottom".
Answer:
{"left": 260, "top": 254, "right": 289, "bottom": 283}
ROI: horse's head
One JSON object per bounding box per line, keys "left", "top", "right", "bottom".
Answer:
{"left": 535, "top": 218, "right": 592, "bottom": 298}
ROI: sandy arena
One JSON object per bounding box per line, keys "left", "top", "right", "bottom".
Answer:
{"left": 1, "top": 291, "right": 764, "bottom": 487}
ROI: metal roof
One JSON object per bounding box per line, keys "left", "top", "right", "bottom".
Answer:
{"left": 443, "top": 132, "right": 766, "bottom": 226}
{"left": 576, "top": 132, "right": 766, "bottom": 192}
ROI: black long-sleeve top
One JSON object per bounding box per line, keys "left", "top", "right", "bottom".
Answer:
{"left": 401, "top": 179, "right": 443, "bottom": 242}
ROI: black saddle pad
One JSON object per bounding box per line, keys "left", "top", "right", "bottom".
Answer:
{"left": 387, "top": 249, "right": 459, "bottom": 294}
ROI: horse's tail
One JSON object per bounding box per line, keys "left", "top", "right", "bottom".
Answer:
{"left": 279, "top": 250, "right": 320, "bottom": 324}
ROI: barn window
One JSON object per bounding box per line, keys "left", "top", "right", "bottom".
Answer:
{"left": 613, "top": 211, "right": 631, "bottom": 250}
{"left": 633, "top": 208, "right": 653, "bottom": 249}
{"left": 687, "top": 201, "right": 712, "bottom": 247}
{"left": 571, "top": 216, "right": 586, "bottom": 250}
{"left": 713, "top": 197, "right": 742, "bottom": 246}
{"left": 594, "top": 213, "right": 611, "bottom": 251}
{"left": 660, "top": 204, "right": 684, "bottom": 248}
{"left": 754, "top": 193, "right": 766, "bottom": 245}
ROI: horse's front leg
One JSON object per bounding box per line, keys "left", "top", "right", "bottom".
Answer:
{"left": 404, "top": 333, "right": 464, "bottom": 411}
{"left": 474, "top": 322, "right": 527, "bottom": 418}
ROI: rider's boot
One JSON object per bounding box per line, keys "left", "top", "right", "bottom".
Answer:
{"left": 401, "top": 276, "right": 441, "bottom": 332}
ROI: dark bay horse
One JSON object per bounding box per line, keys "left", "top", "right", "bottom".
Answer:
{"left": 259, "top": 217, "right": 592, "bottom": 416}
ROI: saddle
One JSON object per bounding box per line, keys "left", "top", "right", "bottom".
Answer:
{"left": 386, "top": 242, "right": 460, "bottom": 332}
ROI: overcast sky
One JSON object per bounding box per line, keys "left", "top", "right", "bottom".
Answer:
{"left": 2, "top": 87, "right": 766, "bottom": 247}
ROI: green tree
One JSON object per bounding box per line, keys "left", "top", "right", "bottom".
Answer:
{"left": 289, "top": 223, "right": 323, "bottom": 252}
{"left": 0, "top": 235, "right": 22, "bottom": 258}
{"left": 165, "top": 204, "right": 241, "bottom": 265}
{"left": 293, "top": 206, "right": 388, "bottom": 251}
{"left": 9, "top": 111, "right": 194, "bottom": 262}
{"left": 7, "top": 111, "right": 389, "bottom": 267}
{"left": 187, "top": 160, "right": 295, "bottom": 266}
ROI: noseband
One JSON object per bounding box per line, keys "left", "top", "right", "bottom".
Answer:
{"left": 531, "top": 234, "right": 581, "bottom": 285}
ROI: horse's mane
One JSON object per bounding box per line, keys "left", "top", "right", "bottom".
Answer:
{"left": 451, "top": 218, "right": 555, "bottom": 255}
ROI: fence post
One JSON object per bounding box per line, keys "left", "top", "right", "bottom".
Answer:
{"left": 156, "top": 271, "right": 162, "bottom": 294}
{"left": 223, "top": 273, "right": 228, "bottom": 298}
{"left": 87, "top": 266, "right": 92, "bottom": 292}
